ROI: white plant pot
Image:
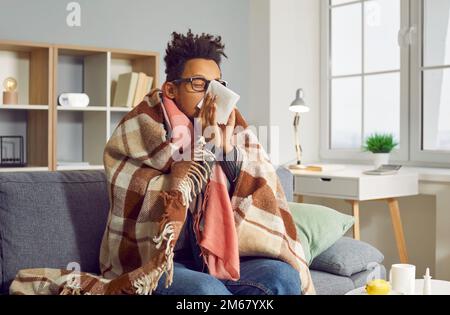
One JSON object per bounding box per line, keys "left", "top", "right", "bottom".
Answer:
{"left": 373, "top": 153, "right": 390, "bottom": 169}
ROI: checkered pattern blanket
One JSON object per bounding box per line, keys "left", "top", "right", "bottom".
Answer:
{"left": 9, "top": 89, "right": 315, "bottom": 295}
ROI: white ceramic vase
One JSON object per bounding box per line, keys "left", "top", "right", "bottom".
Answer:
{"left": 373, "top": 153, "right": 390, "bottom": 169}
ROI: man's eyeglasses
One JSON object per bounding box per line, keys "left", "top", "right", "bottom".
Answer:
{"left": 172, "top": 76, "right": 228, "bottom": 92}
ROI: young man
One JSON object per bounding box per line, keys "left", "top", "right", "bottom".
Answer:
{"left": 154, "top": 30, "right": 301, "bottom": 295}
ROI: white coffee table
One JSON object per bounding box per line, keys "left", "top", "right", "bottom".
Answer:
{"left": 346, "top": 279, "right": 450, "bottom": 295}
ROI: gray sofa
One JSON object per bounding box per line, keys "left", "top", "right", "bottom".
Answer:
{"left": 0, "top": 168, "right": 385, "bottom": 295}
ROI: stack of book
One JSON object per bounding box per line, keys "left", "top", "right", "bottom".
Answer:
{"left": 112, "top": 72, "right": 154, "bottom": 108}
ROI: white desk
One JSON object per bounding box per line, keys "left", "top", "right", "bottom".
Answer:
{"left": 290, "top": 165, "right": 419, "bottom": 264}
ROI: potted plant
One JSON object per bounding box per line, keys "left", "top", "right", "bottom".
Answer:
{"left": 363, "top": 133, "right": 399, "bottom": 168}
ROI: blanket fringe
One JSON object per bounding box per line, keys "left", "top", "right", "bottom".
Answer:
{"left": 133, "top": 221, "right": 176, "bottom": 295}
{"left": 132, "top": 266, "right": 165, "bottom": 295}
{"left": 152, "top": 222, "right": 174, "bottom": 249}
{"left": 177, "top": 137, "right": 214, "bottom": 207}
{"left": 193, "top": 136, "right": 216, "bottom": 163}
{"left": 60, "top": 275, "right": 82, "bottom": 295}
{"left": 178, "top": 161, "right": 212, "bottom": 206}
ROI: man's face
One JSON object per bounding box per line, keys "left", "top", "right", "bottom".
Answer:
{"left": 164, "top": 58, "right": 222, "bottom": 119}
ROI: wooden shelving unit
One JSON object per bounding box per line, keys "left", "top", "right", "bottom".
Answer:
{"left": 0, "top": 40, "right": 159, "bottom": 172}
{"left": 0, "top": 40, "right": 52, "bottom": 172}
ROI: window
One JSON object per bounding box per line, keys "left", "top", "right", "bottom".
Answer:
{"left": 322, "top": 0, "right": 450, "bottom": 164}
{"left": 411, "top": 0, "right": 450, "bottom": 163}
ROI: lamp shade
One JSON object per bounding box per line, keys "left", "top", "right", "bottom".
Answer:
{"left": 289, "top": 88, "right": 310, "bottom": 113}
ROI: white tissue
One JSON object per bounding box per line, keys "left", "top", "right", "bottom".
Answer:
{"left": 196, "top": 80, "right": 240, "bottom": 124}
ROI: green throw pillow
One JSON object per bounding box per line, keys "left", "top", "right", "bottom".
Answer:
{"left": 288, "top": 202, "right": 354, "bottom": 265}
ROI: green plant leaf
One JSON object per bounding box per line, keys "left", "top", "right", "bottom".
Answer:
{"left": 363, "top": 133, "right": 399, "bottom": 153}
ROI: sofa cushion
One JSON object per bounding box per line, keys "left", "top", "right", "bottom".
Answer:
{"left": 0, "top": 170, "right": 109, "bottom": 294}
{"left": 310, "top": 270, "right": 355, "bottom": 295}
{"left": 311, "top": 265, "right": 386, "bottom": 295}
{"left": 310, "top": 237, "right": 384, "bottom": 277}
{"left": 289, "top": 202, "right": 354, "bottom": 264}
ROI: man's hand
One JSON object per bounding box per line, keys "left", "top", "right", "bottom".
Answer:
{"left": 220, "top": 108, "right": 236, "bottom": 154}
{"left": 197, "top": 93, "right": 236, "bottom": 154}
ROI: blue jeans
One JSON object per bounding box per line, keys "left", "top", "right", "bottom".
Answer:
{"left": 154, "top": 212, "right": 302, "bottom": 295}
{"left": 154, "top": 256, "right": 302, "bottom": 295}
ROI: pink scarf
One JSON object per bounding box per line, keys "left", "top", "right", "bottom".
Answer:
{"left": 160, "top": 83, "right": 240, "bottom": 281}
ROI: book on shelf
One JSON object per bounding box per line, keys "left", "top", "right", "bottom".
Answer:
{"left": 132, "top": 73, "right": 154, "bottom": 107}
{"left": 113, "top": 72, "right": 154, "bottom": 108}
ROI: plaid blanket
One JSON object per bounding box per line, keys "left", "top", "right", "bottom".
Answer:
{"left": 9, "top": 89, "right": 315, "bottom": 295}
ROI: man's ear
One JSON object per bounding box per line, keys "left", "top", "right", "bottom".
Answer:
{"left": 163, "top": 82, "right": 178, "bottom": 100}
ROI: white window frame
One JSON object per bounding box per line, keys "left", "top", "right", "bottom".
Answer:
{"left": 320, "top": 0, "right": 411, "bottom": 163}
{"left": 410, "top": 0, "right": 450, "bottom": 164}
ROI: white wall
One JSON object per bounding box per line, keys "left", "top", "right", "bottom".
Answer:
{"left": 249, "top": 0, "right": 321, "bottom": 166}
{"left": 248, "top": 0, "right": 271, "bottom": 129}
{"left": 270, "top": 0, "right": 321, "bottom": 165}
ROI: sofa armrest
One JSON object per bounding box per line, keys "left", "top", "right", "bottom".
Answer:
{"left": 310, "top": 237, "right": 385, "bottom": 277}
{"left": 275, "top": 166, "right": 294, "bottom": 202}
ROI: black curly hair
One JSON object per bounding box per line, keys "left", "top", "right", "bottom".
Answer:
{"left": 164, "top": 29, "right": 228, "bottom": 82}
